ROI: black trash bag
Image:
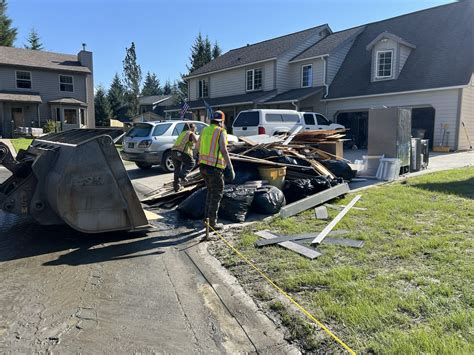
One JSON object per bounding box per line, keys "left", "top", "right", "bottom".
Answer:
{"left": 283, "top": 179, "right": 313, "bottom": 203}
{"left": 233, "top": 161, "right": 261, "bottom": 184}
{"left": 251, "top": 186, "right": 286, "bottom": 215}
{"left": 269, "top": 155, "right": 299, "bottom": 166}
{"left": 321, "top": 160, "right": 356, "bottom": 181}
{"left": 247, "top": 148, "right": 283, "bottom": 160}
{"left": 177, "top": 187, "right": 207, "bottom": 220}
{"left": 219, "top": 185, "right": 255, "bottom": 223}
{"left": 310, "top": 176, "right": 332, "bottom": 193}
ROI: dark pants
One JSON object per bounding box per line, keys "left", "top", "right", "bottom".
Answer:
{"left": 171, "top": 150, "right": 194, "bottom": 190}
{"left": 199, "top": 164, "right": 224, "bottom": 226}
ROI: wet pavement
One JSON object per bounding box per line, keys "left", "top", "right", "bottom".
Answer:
{"left": 0, "top": 165, "right": 295, "bottom": 354}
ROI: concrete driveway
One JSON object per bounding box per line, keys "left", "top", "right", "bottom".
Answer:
{"left": 0, "top": 164, "right": 297, "bottom": 354}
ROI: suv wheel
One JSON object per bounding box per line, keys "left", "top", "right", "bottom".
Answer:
{"left": 136, "top": 162, "right": 153, "bottom": 170}
{"left": 161, "top": 151, "right": 175, "bottom": 173}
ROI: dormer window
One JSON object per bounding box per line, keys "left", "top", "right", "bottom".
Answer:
{"left": 301, "top": 64, "right": 313, "bottom": 88}
{"left": 376, "top": 50, "right": 393, "bottom": 79}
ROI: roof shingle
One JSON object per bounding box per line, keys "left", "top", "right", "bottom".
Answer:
{"left": 0, "top": 46, "right": 90, "bottom": 73}
{"left": 327, "top": 1, "right": 473, "bottom": 99}
{"left": 188, "top": 25, "right": 328, "bottom": 77}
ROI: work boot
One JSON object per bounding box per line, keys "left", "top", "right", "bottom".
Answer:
{"left": 173, "top": 183, "right": 182, "bottom": 192}
{"left": 181, "top": 176, "right": 189, "bottom": 183}
{"left": 209, "top": 222, "right": 224, "bottom": 231}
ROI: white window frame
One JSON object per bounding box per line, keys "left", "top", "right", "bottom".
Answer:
{"left": 59, "top": 74, "right": 74, "bottom": 92}
{"left": 301, "top": 64, "right": 313, "bottom": 88}
{"left": 15, "top": 70, "right": 32, "bottom": 89}
{"left": 246, "top": 68, "right": 263, "bottom": 92}
{"left": 375, "top": 50, "right": 394, "bottom": 79}
{"left": 198, "top": 79, "right": 208, "bottom": 98}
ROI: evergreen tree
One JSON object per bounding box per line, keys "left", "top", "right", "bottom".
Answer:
{"left": 212, "top": 41, "right": 222, "bottom": 59}
{"left": 95, "top": 85, "right": 111, "bottom": 127}
{"left": 24, "top": 28, "right": 43, "bottom": 50}
{"left": 163, "top": 80, "right": 172, "bottom": 95}
{"left": 188, "top": 32, "right": 206, "bottom": 72}
{"left": 122, "top": 42, "right": 142, "bottom": 116}
{"left": 203, "top": 35, "right": 212, "bottom": 64}
{"left": 107, "top": 73, "right": 125, "bottom": 119}
{"left": 141, "top": 71, "right": 162, "bottom": 96}
{"left": 0, "top": 0, "right": 17, "bottom": 46}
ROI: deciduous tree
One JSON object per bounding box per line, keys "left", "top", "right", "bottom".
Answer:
{"left": 122, "top": 42, "right": 142, "bottom": 116}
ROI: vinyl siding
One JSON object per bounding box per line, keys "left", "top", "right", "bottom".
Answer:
{"left": 276, "top": 32, "right": 326, "bottom": 92}
{"left": 323, "top": 88, "right": 461, "bottom": 148}
{"left": 458, "top": 74, "right": 474, "bottom": 150}
{"left": 288, "top": 59, "right": 325, "bottom": 89}
{"left": 188, "top": 61, "right": 274, "bottom": 100}
{"left": 398, "top": 44, "right": 412, "bottom": 75}
{"left": 0, "top": 66, "right": 88, "bottom": 123}
{"left": 327, "top": 40, "right": 354, "bottom": 84}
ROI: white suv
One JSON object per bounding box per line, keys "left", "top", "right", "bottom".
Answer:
{"left": 121, "top": 120, "right": 207, "bottom": 172}
{"left": 232, "top": 109, "right": 344, "bottom": 137}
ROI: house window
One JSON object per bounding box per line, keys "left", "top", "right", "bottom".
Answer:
{"left": 376, "top": 50, "right": 393, "bottom": 78}
{"left": 198, "top": 79, "right": 208, "bottom": 98}
{"left": 246, "top": 68, "right": 262, "bottom": 91}
{"left": 64, "top": 109, "right": 78, "bottom": 124}
{"left": 16, "top": 71, "right": 32, "bottom": 89}
{"left": 301, "top": 65, "right": 313, "bottom": 88}
{"left": 59, "top": 75, "right": 74, "bottom": 92}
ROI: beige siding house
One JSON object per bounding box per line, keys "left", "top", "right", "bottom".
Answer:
{"left": 169, "top": 1, "right": 473, "bottom": 150}
{"left": 0, "top": 46, "right": 94, "bottom": 138}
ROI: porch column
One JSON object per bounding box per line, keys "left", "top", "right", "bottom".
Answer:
{"left": 37, "top": 104, "right": 41, "bottom": 128}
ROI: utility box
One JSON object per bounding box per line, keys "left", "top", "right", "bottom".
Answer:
{"left": 368, "top": 108, "right": 412, "bottom": 172}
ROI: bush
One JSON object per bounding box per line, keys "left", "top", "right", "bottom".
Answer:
{"left": 43, "top": 120, "right": 58, "bottom": 133}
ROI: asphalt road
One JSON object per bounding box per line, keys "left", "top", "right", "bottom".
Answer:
{"left": 0, "top": 165, "right": 296, "bottom": 354}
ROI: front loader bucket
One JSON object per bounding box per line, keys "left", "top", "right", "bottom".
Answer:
{"left": 0, "top": 129, "right": 149, "bottom": 234}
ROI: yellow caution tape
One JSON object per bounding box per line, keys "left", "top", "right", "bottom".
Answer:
{"left": 206, "top": 222, "right": 356, "bottom": 355}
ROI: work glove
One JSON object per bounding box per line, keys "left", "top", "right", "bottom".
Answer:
{"left": 224, "top": 165, "right": 236, "bottom": 183}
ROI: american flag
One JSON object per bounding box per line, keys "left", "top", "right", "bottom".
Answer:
{"left": 203, "top": 100, "right": 214, "bottom": 120}
{"left": 179, "top": 101, "right": 190, "bottom": 118}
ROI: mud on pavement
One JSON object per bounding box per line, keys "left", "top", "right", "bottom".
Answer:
{"left": 0, "top": 210, "right": 299, "bottom": 354}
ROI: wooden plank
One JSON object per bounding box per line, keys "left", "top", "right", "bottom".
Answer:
{"left": 255, "top": 230, "right": 349, "bottom": 247}
{"left": 315, "top": 206, "right": 329, "bottom": 220}
{"left": 325, "top": 203, "right": 367, "bottom": 211}
{"left": 282, "top": 126, "right": 303, "bottom": 145}
{"left": 255, "top": 230, "right": 322, "bottom": 259}
{"left": 280, "top": 183, "right": 349, "bottom": 218}
{"left": 311, "top": 195, "right": 361, "bottom": 244}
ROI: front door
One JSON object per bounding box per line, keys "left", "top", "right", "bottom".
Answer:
{"left": 12, "top": 108, "right": 24, "bottom": 132}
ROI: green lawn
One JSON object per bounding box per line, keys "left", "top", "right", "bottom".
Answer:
{"left": 210, "top": 167, "right": 474, "bottom": 354}
{"left": 10, "top": 138, "right": 33, "bottom": 153}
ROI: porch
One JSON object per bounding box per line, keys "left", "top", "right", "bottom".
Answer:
{"left": 0, "top": 92, "right": 42, "bottom": 138}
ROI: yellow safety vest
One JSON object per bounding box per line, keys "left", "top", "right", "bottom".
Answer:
{"left": 172, "top": 131, "right": 194, "bottom": 157}
{"left": 199, "top": 124, "right": 227, "bottom": 169}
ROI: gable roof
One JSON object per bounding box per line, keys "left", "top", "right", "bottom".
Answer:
{"left": 187, "top": 24, "right": 329, "bottom": 78}
{"left": 365, "top": 31, "right": 416, "bottom": 51}
{"left": 326, "top": 0, "right": 473, "bottom": 99}
{"left": 291, "top": 26, "right": 365, "bottom": 62}
{"left": 139, "top": 95, "right": 172, "bottom": 106}
{"left": 0, "top": 46, "right": 91, "bottom": 73}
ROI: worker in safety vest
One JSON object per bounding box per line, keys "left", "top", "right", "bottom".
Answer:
{"left": 198, "top": 111, "right": 235, "bottom": 231}
{"left": 171, "top": 123, "right": 198, "bottom": 192}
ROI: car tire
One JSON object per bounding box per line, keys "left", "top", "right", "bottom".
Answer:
{"left": 136, "top": 162, "right": 153, "bottom": 170}
{"left": 161, "top": 151, "right": 175, "bottom": 173}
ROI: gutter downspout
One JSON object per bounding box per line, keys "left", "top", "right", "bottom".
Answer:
{"left": 322, "top": 56, "right": 329, "bottom": 117}
{"left": 291, "top": 100, "right": 298, "bottom": 110}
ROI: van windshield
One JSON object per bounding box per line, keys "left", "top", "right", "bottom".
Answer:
{"left": 126, "top": 123, "right": 152, "bottom": 137}
{"left": 233, "top": 112, "right": 259, "bottom": 127}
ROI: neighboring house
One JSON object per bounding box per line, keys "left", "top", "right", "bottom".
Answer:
{"left": 139, "top": 95, "right": 174, "bottom": 119}
{"left": 169, "top": 0, "right": 473, "bottom": 150}
{"left": 0, "top": 46, "right": 94, "bottom": 138}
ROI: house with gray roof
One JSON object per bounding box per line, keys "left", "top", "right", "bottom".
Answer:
{"left": 170, "top": 0, "right": 473, "bottom": 151}
{"left": 0, "top": 46, "right": 94, "bottom": 138}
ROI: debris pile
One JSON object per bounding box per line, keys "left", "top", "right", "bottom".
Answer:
{"left": 142, "top": 129, "right": 355, "bottom": 221}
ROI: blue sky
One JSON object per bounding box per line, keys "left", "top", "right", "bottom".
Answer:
{"left": 8, "top": 0, "right": 454, "bottom": 89}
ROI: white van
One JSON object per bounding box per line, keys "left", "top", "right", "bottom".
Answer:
{"left": 232, "top": 109, "right": 301, "bottom": 137}
{"left": 232, "top": 109, "right": 344, "bottom": 137}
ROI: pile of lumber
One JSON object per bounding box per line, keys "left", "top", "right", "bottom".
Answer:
{"left": 142, "top": 129, "right": 349, "bottom": 208}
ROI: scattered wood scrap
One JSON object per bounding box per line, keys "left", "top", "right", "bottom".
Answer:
{"left": 254, "top": 230, "right": 322, "bottom": 259}
{"left": 311, "top": 195, "right": 362, "bottom": 245}
{"left": 315, "top": 206, "right": 329, "bottom": 220}
{"left": 255, "top": 230, "right": 349, "bottom": 247}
